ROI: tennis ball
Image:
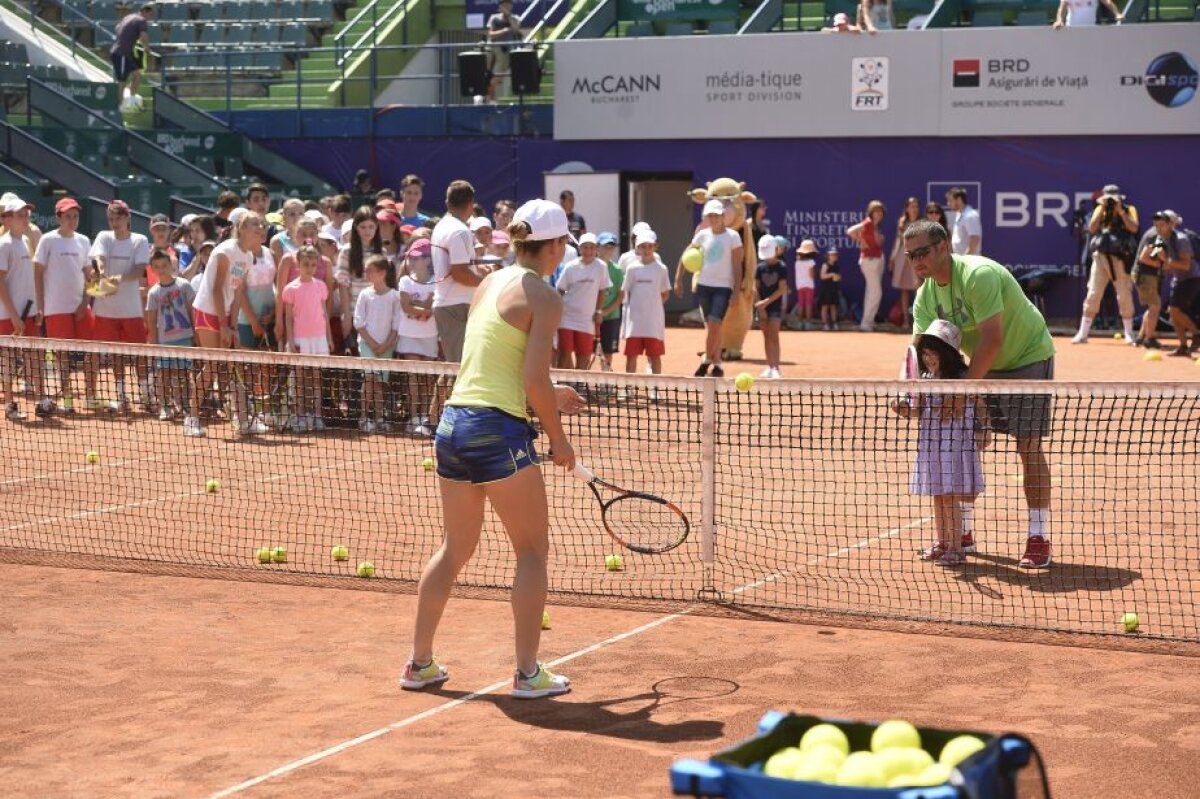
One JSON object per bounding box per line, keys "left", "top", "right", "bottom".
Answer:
{"left": 792, "top": 753, "right": 840, "bottom": 783}
{"left": 605, "top": 553, "right": 624, "bottom": 571}
{"left": 270, "top": 546, "right": 287, "bottom": 563}
{"left": 331, "top": 545, "right": 349, "bottom": 561}
{"left": 889, "top": 762, "right": 951, "bottom": 788}
{"left": 357, "top": 561, "right": 375, "bottom": 578}
{"left": 871, "top": 719, "right": 922, "bottom": 752}
{"left": 1122, "top": 611, "right": 1140, "bottom": 632}
{"left": 836, "top": 751, "right": 886, "bottom": 788}
{"left": 1143, "top": 350, "right": 1163, "bottom": 361}
{"left": 799, "top": 723, "right": 850, "bottom": 756}
{"left": 421, "top": 457, "right": 434, "bottom": 471}
{"left": 733, "top": 372, "right": 754, "bottom": 392}
{"left": 803, "top": 744, "right": 846, "bottom": 769}
{"left": 763, "top": 747, "right": 805, "bottom": 779}
{"left": 939, "top": 735, "right": 986, "bottom": 768}
{"left": 205, "top": 478, "right": 220, "bottom": 493}
{"left": 85, "top": 450, "right": 100, "bottom": 465}
{"left": 255, "top": 547, "right": 272, "bottom": 564}
{"left": 681, "top": 246, "right": 703, "bottom": 274}
{"left": 875, "top": 748, "right": 918, "bottom": 782}
{"left": 1113, "top": 332, "right": 1123, "bottom": 339}
{"left": 541, "top": 610, "right": 551, "bottom": 629}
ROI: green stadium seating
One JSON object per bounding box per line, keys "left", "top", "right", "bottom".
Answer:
{"left": 626, "top": 22, "right": 655, "bottom": 36}
{"left": 709, "top": 19, "right": 739, "bottom": 33}
{"left": 157, "top": 2, "right": 191, "bottom": 22}
{"left": 972, "top": 9, "right": 1007, "bottom": 25}
{"left": 1016, "top": 8, "right": 1050, "bottom": 24}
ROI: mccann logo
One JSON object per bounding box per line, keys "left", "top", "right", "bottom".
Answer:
{"left": 1120, "top": 52, "right": 1198, "bottom": 108}
{"left": 572, "top": 74, "right": 661, "bottom": 96}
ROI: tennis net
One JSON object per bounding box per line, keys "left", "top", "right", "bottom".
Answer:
{"left": 1, "top": 337, "right": 1197, "bottom": 642}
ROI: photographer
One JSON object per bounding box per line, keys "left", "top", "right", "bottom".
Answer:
{"left": 1072, "top": 184, "right": 1139, "bottom": 344}
{"left": 1137, "top": 210, "right": 1197, "bottom": 356}
{"left": 485, "top": 0, "right": 523, "bottom": 99}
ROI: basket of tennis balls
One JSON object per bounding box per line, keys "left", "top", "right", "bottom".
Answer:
{"left": 670, "top": 712, "right": 1047, "bottom": 798}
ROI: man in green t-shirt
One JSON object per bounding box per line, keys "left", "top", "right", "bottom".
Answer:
{"left": 906, "top": 219, "right": 1056, "bottom": 569}
{"left": 596, "top": 232, "right": 624, "bottom": 372}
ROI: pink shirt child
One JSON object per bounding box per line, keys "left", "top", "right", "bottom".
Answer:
{"left": 281, "top": 277, "right": 329, "bottom": 338}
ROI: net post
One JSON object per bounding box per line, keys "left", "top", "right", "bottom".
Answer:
{"left": 699, "top": 378, "right": 721, "bottom": 602}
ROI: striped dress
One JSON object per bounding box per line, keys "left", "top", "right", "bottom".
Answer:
{"left": 910, "top": 394, "right": 985, "bottom": 496}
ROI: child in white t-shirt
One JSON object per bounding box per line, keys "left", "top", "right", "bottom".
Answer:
{"left": 396, "top": 239, "right": 438, "bottom": 436}
{"left": 354, "top": 254, "right": 398, "bottom": 433}
{"left": 620, "top": 231, "right": 671, "bottom": 380}
{"left": 555, "top": 233, "right": 612, "bottom": 370}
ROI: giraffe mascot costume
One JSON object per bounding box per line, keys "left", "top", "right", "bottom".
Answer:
{"left": 688, "top": 178, "right": 758, "bottom": 360}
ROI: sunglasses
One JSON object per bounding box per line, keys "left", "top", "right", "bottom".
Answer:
{"left": 904, "top": 243, "right": 937, "bottom": 261}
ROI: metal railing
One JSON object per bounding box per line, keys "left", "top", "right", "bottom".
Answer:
{"left": 333, "top": 0, "right": 415, "bottom": 68}
{"left": 741, "top": 0, "right": 784, "bottom": 32}
{"left": 0, "top": 119, "right": 116, "bottom": 200}
{"left": 568, "top": 0, "right": 617, "bottom": 39}
{"left": 26, "top": 0, "right": 115, "bottom": 60}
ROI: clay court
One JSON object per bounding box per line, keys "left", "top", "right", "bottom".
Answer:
{"left": 3, "top": 328, "right": 1199, "bottom": 798}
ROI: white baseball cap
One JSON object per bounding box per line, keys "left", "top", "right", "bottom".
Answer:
{"left": 0, "top": 195, "right": 33, "bottom": 215}
{"left": 228, "top": 207, "right": 250, "bottom": 226}
{"left": 469, "top": 216, "right": 493, "bottom": 232}
{"left": 757, "top": 235, "right": 778, "bottom": 261}
{"left": 636, "top": 229, "right": 657, "bottom": 245}
{"left": 921, "top": 319, "right": 962, "bottom": 351}
{"left": 631, "top": 221, "right": 652, "bottom": 235}
{"left": 578, "top": 232, "right": 597, "bottom": 246}
{"left": 303, "top": 209, "right": 326, "bottom": 223}
{"left": 514, "top": 199, "right": 577, "bottom": 244}
{"left": 179, "top": 213, "right": 198, "bottom": 228}
{"left": 703, "top": 199, "right": 725, "bottom": 216}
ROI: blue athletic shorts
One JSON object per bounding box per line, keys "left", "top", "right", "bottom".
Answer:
{"left": 435, "top": 405, "right": 540, "bottom": 484}
{"left": 695, "top": 284, "right": 733, "bottom": 323}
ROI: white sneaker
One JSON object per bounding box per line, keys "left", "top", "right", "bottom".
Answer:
{"left": 5, "top": 402, "right": 25, "bottom": 421}
{"left": 183, "top": 416, "right": 206, "bottom": 437}
{"left": 759, "top": 368, "right": 774, "bottom": 378}
{"left": 359, "top": 419, "right": 375, "bottom": 433}
{"left": 159, "top": 407, "right": 172, "bottom": 421}
{"left": 1124, "top": 333, "right": 1137, "bottom": 344}
{"left": 648, "top": 387, "right": 661, "bottom": 403}
{"left": 1071, "top": 332, "right": 1088, "bottom": 344}
{"left": 311, "top": 416, "right": 327, "bottom": 431}
{"left": 413, "top": 424, "right": 432, "bottom": 437}
{"left": 240, "top": 416, "right": 269, "bottom": 435}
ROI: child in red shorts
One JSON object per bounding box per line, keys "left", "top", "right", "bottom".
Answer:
{"left": 89, "top": 199, "right": 151, "bottom": 412}
{"left": 620, "top": 230, "right": 670, "bottom": 390}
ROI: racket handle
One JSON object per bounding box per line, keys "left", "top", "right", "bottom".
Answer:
{"left": 573, "top": 463, "right": 596, "bottom": 483}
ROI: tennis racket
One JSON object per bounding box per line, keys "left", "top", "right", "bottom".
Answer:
{"left": 897, "top": 343, "right": 918, "bottom": 407}
{"left": 19, "top": 300, "right": 33, "bottom": 333}
{"left": 573, "top": 462, "right": 689, "bottom": 554}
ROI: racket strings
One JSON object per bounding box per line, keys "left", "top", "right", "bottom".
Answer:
{"left": 603, "top": 494, "right": 687, "bottom": 552}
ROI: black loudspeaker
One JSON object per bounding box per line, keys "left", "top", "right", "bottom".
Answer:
{"left": 509, "top": 48, "right": 541, "bottom": 95}
{"left": 458, "top": 50, "right": 490, "bottom": 97}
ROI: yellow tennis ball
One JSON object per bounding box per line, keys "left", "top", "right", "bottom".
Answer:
{"left": 836, "top": 752, "right": 885, "bottom": 788}
{"left": 541, "top": 610, "right": 551, "bottom": 629}
{"left": 939, "top": 735, "right": 986, "bottom": 768}
{"left": 875, "top": 748, "right": 921, "bottom": 783}
{"left": 331, "top": 545, "right": 349, "bottom": 562}
{"left": 85, "top": 450, "right": 100, "bottom": 465}
{"left": 422, "top": 457, "right": 434, "bottom": 471}
{"left": 205, "top": 478, "right": 220, "bottom": 493}
{"left": 871, "top": 719, "right": 922, "bottom": 752}
{"left": 270, "top": 546, "right": 287, "bottom": 563}
{"left": 1122, "top": 611, "right": 1140, "bottom": 632}
{"left": 734, "top": 372, "right": 754, "bottom": 392}
{"left": 799, "top": 723, "right": 850, "bottom": 757}
{"left": 255, "top": 547, "right": 272, "bottom": 564}
{"left": 1143, "top": 350, "right": 1163, "bottom": 361}
{"left": 356, "top": 561, "right": 375, "bottom": 578}
{"left": 804, "top": 744, "right": 846, "bottom": 769}
{"left": 681, "top": 246, "right": 703, "bottom": 274}
{"left": 1113, "top": 332, "right": 1123, "bottom": 339}
{"left": 889, "top": 761, "right": 951, "bottom": 788}
{"left": 792, "top": 753, "right": 840, "bottom": 783}
{"left": 605, "top": 553, "right": 624, "bottom": 571}
{"left": 763, "top": 747, "right": 805, "bottom": 779}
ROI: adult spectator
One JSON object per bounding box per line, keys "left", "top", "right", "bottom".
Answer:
{"left": 1072, "top": 184, "right": 1139, "bottom": 344}
{"left": 848, "top": 200, "right": 887, "bottom": 332}
{"left": 353, "top": 169, "right": 373, "bottom": 196}
{"left": 399, "top": 175, "right": 432, "bottom": 228}
{"left": 1146, "top": 210, "right": 1198, "bottom": 356}
{"left": 945, "top": 187, "right": 982, "bottom": 255}
{"left": 432, "top": 180, "right": 488, "bottom": 366}
{"left": 860, "top": 0, "right": 895, "bottom": 31}
{"left": 486, "top": 0, "right": 523, "bottom": 97}
{"left": 1053, "top": 0, "right": 1123, "bottom": 27}
{"left": 925, "top": 201, "right": 949, "bottom": 231}
{"left": 822, "top": 12, "right": 862, "bottom": 32}
{"left": 1130, "top": 212, "right": 1177, "bottom": 350}
{"left": 890, "top": 197, "right": 922, "bottom": 328}
{"left": 559, "top": 191, "right": 586, "bottom": 240}
{"left": 494, "top": 199, "right": 517, "bottom": 231}
{"left": 907, "top": 219, "right": 1057, "bottom": 569}
{"left": 214, "top": 190, "right": 241, "bottom": 228}
{"left": 676, "top": 199, "right": 743, "bottom": 378}
{"left": 112, "top": 3, "right": 153, "bottom": 112}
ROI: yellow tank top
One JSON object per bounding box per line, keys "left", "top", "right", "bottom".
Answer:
{"left": 448, "top": 266, "right": 532, "bottom": 420}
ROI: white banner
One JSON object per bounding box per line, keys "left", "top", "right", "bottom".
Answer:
{"left": 553, "top": 23, "right": 1200, "bottom": 140}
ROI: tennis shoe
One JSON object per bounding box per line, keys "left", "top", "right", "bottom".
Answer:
{"left": 935, "top": 550, "right": 967, "bottom": 567}
{"left": 693, "top": 362, "right": 710, "bottom": 377}
{"left": 919, "top": 541, "right": 948, "bottom": 561}
{"left": 5, "top": 401, "right": 25, "bottom": 421}
{"left": 183, "top": 416, "right": 206, "bottom": 438}
{"left": 511, "top": 663, "right": 571, "bottom": 699}
{"left": 1070, "top": 333, "right": 1087, "bottom": 344}
{"left": 400, "top": 657, "right": 448, "bottom": 690}
{"left": 311, "top": 416, "right": 327, "bottom": 431}
{"left": 86, "top": 397, "right": 106, "bottom": 412}
{"left": 35, "top": 398, "right": 55, "bottom": 417}
{"left": 1018, "top": 535, "right": 1052, "bottom": 569}
{"left": 710, "top": 364, "right": 724, "bottom": 378}
{"left": 159, "top": 406, "right": 172, "bottom": 421}
{"left": 961, "top": 532, "right": 976, "bottom": 553}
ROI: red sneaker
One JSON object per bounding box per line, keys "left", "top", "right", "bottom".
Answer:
{"left": 961, "top": 532, "right": 976, "bottom": 553}
{"left": 1018, "top": 535, "right": 1052, "bottom": 569}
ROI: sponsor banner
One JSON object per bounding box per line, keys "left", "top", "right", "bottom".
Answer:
{"left": 40, "top": 79, "right": 118, "bottom": 112}
{"left": 151, "top": 131, "right": 242, "bottom": 160}
{"left": 554, "top": 24, "right": 1200, "bottom": 139}
{"left": 618, "top": 0, "right": 739, "bottom": 21}
{"left": 554, "top": 32, "right": 939, "bottom": 139}
{"left": 940, "top": 24, "right": 1199, "bottom": 135}
{"left": 465, "top": 0, "right": 534, "bottom": 30}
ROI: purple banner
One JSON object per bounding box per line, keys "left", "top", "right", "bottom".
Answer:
{"left": 267, "top": 134, "right": 1198, "bottom": 322}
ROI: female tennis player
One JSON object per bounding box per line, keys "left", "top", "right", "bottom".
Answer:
{"left": 403, "top": 198, "right": 584, "bottom": 699}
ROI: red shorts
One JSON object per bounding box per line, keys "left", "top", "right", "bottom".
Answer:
{"left": 193, "top": 308, "right": 222, "bottom": 333}
{"left": 795, "top": 287, "right": 814, "bottom": 313}
{"left": 93, "top": 316, "right": 147, "bottom": 344}
{"left": 557, "top": 328, "right": 594, "bottom": 358}
{"left": 623, "top": 336, "right": 665, "bottom": 358}
{"left": 44, "top": 310, "right": 95, "bottom": 340}
{"left": 0, "top": 318, "right": 41, "bottom": 336}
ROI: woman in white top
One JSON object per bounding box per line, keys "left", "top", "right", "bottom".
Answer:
{"left": 860, "top": 0, "right": 894, "bottom": 31}
{"left": 337, "top": 205, "right": 382, "bottom": 356}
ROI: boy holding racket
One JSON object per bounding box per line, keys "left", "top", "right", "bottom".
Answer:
{"left": 0, "top": 195, "right": 40, "bottom": 420}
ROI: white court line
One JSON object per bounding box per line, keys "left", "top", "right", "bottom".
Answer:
{"left": 208, "top": 515, "right": 932, "bottom": 798}
{"left": 0, "top": 448, "right": 205, "bottom": 488}
{"left": 0, "top": 443, "right": 430, "bottom": 535}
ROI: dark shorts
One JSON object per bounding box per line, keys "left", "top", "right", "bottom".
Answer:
{"left": 1167, "top": 276, "right": 1200, "bottom": 312}
{"left": 111, "top": 52, "right": 139, "bottom": 82}
{"left": 599, "top": 316, "right": 621, "bottom": 355}
{"left": 695, "top": 284, "right": 732, "bottom": 323}
{"left": 237, "top": 323, "right": 277, "bottom": 351}
{"left": 433, "top": 303, "right": 469, "bottom": 363}
{"left": 984, "top": 357, "right": 1054, "bottom": 440}
{"left": 758, "top": 299, "right": 782, "bottom": 320}
{"left": 817, "top": 282, "right": 840, "bottom": 307}
{"left": 435, "top": 405, "right": 540, "bottom": 484}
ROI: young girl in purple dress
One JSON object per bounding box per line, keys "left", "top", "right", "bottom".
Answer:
{"left": 891, "top": 320, "right": 990, "bottom": 566}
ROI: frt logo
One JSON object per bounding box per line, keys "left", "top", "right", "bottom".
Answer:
{"left": 988, "top": 59, "right": 1031, "bottom": 73}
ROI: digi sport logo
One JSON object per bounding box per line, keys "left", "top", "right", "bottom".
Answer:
{"left": 1119, "top": 52, "right": 1198, "bottom": 108}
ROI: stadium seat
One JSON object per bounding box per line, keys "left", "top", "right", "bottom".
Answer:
{"left": 196, "top": 1, "right": 229, "bottom": 20}
{"left": 157, "top": 2, "right": 191, "bottom": 22}
{"left": 1016, "top": 8, "right": 1049, "bottom": 24}
{"left": 194, "top": 155, "right": 216, "bottom": 176}
{"left": 252, "top": 24, "right": 280, "bottom": 43}
{"left": 198, "top": 23, "right": 231, "bottom": 46}
{"left": 971, "top": 9, "right": 1007, "bottom": 25}
{"left": 303, "top": 0, "right": 333, "bottom": 20}
{"left": 625, "top": 22, "right": 655, "bottom": 37}
{"left": 253, "top": 51, "right": 287, "bottom": 70}
{"left": 280, "top": 22, "right": 307, "bottom": 45}
{"left": 280, "top": 0, "right": 304, "bottom": 20}
{"left": 708, "top": 19, "right": 739, "bottom": 34}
